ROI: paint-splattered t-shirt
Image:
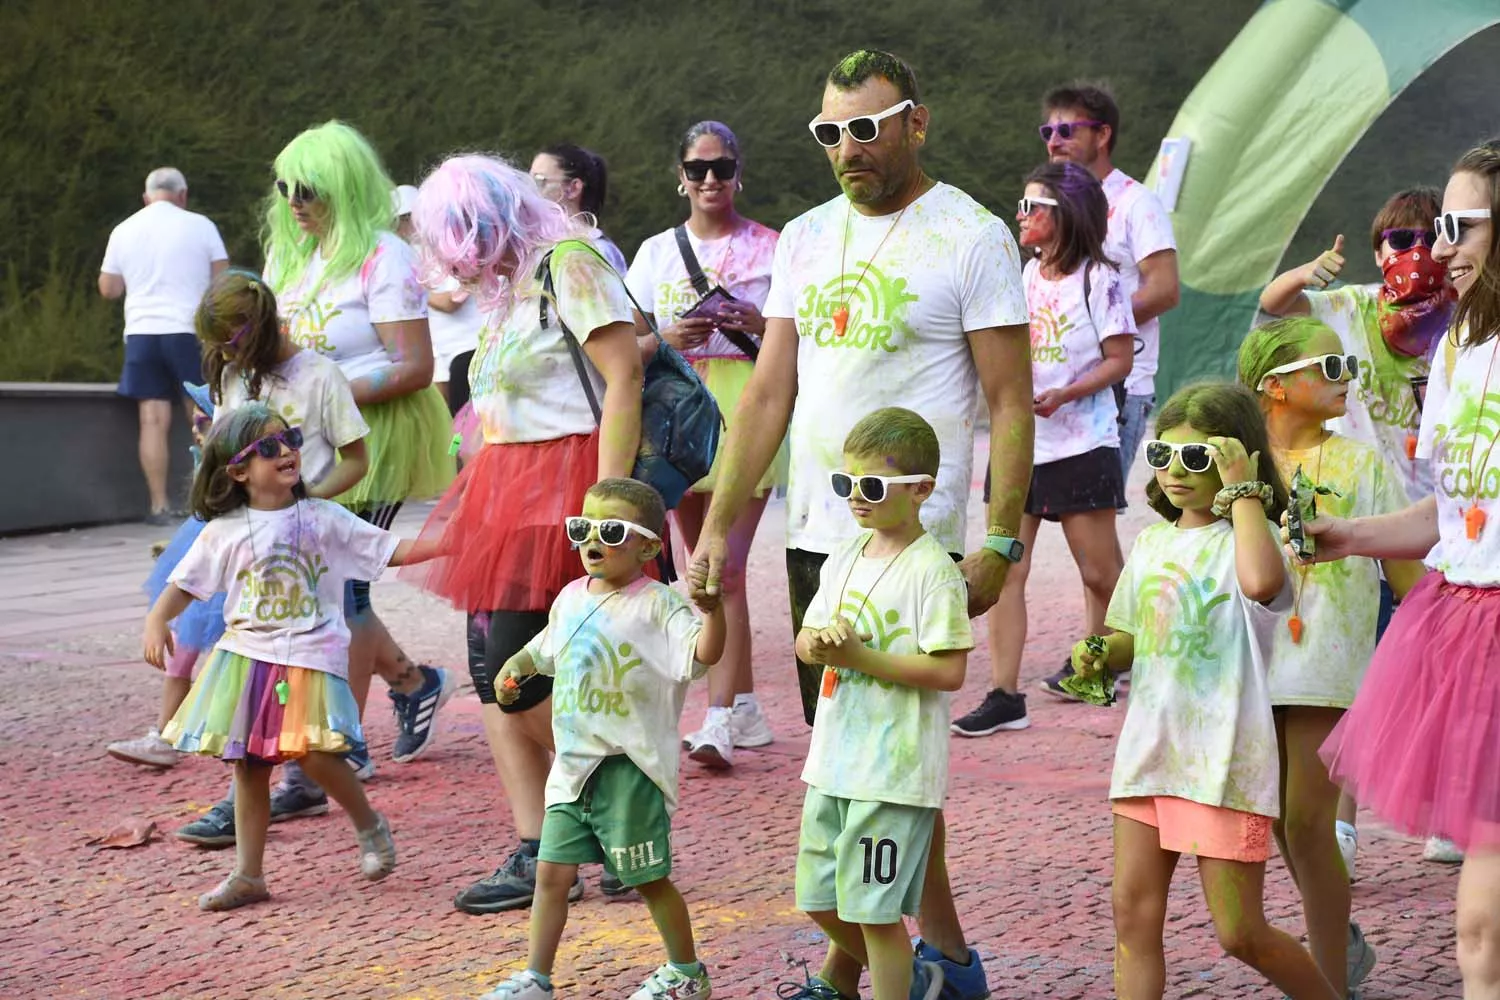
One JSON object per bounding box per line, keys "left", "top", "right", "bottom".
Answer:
{"left": 1416, "top": 329, "right": 1500, "bottom": 586}
{"left": 1307, "top": 284, "right": 1433, "bottom": 502}
{"left": 800, "top": 531, "right": 973, "bottom": 809}
{"left": 426, "top": 275, "right": 486, "bottom": 380}
{"left": 1101, "top": 169, "right": 1176, "bottom": 398}
{"left": 526, "top": 576, "right": 707, "bottom": 813}
{"left": 1266, "top": 434, "right": 1407, "bottom": 707}
{"left": 1024, "top": 258, "right": 1136, "bottom": 464}
{"left": 1107, "top": 518, "right": 1289, "bottom": 818}
{"left": 469, "top": 241, "right": 634, "bottom": 445}
{"left": 216, "top": 351, "right": 368, "bottom": 489}
{"left": 170, "top": 499, "right": 398, "bottom": 677}
{"left": 627, "top": 219, "right": 778, "bottom": 361}
{"left": 765, "top": 183, "right": 1029, "bottom": 555}
{"left": 273, "top": 232, "right": 429, "bottom": 381}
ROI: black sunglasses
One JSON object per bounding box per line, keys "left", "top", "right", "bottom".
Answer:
{"left": 230, "top": 426, "right": 304, "bottom": 465}
{"left": 682, "top": 158, "right": 738, "bottom": 183}
{"left": 275, "top": 179, "right": 318, "bottom": 203}
{"left": 1144, "top": 440, "right": 1217, "bottom": 474}
{"left": 1381, "top": 227, "right": 1438, "bottom": 252}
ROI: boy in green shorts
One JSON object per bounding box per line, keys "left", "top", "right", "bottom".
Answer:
{"left": 481, "top": 478, "right": 726, "bottom": 1000}
{"left": 792, "top": 408, "right": 975, "bottom": 1000}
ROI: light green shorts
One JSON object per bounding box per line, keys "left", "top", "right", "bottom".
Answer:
{"left": 538, "top": 755, "right": 672, "bottom": 887}
{"left": 794, "top": 786, "right": 936, "bottom": 924}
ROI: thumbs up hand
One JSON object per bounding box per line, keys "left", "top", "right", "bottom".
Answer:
{"left": 1303, "top": 235, "right": 1346, "bottom": 290}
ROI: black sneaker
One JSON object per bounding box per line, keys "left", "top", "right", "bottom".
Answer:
{"left": 600, "top": 869, "right": 633, "bottom": 897}
{"left": 453, "top": 848, "right": 586, "bottom": 914}
{"left": 950, "top": 689, "right": 1030, "bottom": 737}
{"left": 1039, "top": 659, "right": 1086, "bottom": 702}
{"left": 176, "top": 800, "right": 236, "bottom": 847}
{"left": 270, "top": 779, "right": 329, "bottom": 822}
{"left": 390, "top": 665, "right": 455, "bottom": 763}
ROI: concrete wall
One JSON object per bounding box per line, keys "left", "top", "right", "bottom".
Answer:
{"left": 0, "top": 383, "right": 193, "bottom": 535}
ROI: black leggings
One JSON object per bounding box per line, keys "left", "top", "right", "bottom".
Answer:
{"left": 467, "top": 609, "right": 551, "bottom": 711}
{"left": 348, "top": 502, "right": 404, "bottom": 617}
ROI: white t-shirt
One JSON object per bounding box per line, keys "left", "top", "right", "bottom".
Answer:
{"left": 216, "top": 351, "right": 369, "bottom": 489}
{"left": 592, "top": 231, "right": 629, "bottom": 276}
{"left": 1266, "top": 434, "right": 1408, "bottom": 707}
{"left": 525, "top": 576, "right": 707, "bottom": 814}
{"left": 1416, "top": 331, "right": 1500, "bottom": 586}
{"left": 627, "top": 220, "right": 779, "bottom": 361}
{"left": 1107, "top": 518, "right": 1290, "bottom": 818}
{"left": 800, "top": 531, "right": 973, "bottom": 809}
{"left": 426, "top": 276, "right": 485, "bottom": 380}
{"left": 765, "top": 183, "right": 1029, "bottom": 555}
{"left": 1025, "top": 259, "right": 1135, "bottom": 464}
{"left": 1101, "top": 170, "right": 1176, "bottom": 398}
{"left": 101, "top": 201, "right": 228, "bottom": 336}
{"left": 275, "top": 232, "right": 429, "bottom": 381}
{"left": 1307, "top": 284, "right": 1434, "bottom": 502}
{"left": 169, "top": 500, "right": 398, "bottom": 677}
{"left": 470, "top": 241, "right": 634, "bottom": 445}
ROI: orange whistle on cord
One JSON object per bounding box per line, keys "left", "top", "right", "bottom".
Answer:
{"left": 503, "top": 676, "right": 520, "bottom": 690}
{"left": 820, "top": 667, "right": 839, "bottom": 699}
{"left": 1466, "top": 504, "right": 1487, "bottom": 541}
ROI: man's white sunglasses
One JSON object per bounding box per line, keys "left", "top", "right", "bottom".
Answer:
{"left": 1436, "top": 209, "right": 1492, "bottom": 246}
{"left": 808, "top": 100, "right": 915, "bottom": 148}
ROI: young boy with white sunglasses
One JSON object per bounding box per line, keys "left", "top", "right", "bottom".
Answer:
{"left": 480, "top": 478, "right": 726, "bottom": 1000}
{"left": 791, "top": 406, "right": 974, "bottom": 1000}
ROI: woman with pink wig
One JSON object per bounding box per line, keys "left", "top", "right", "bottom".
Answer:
{"left": 401, "top": 154, "right": 645, "bottom": 913}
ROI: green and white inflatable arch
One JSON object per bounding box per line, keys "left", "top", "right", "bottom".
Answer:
{"left": 1154, "top": 0, "right": 1500, "bottom": 397}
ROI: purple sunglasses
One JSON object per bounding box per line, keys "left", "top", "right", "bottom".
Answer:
{"left": 1381, "top": 227, "right": 1438, "bottom": 252}
{"left": 1039, "top": 120, "right": 1105, "bottom": 142}
{"left": 230, "top": 426, "right": 304, "bottom": 465}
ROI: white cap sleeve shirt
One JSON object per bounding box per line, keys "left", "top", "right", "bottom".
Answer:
{"left": 426, "top": 275, "right": 486, "bottom": 377}
{"left": 1100, "top": 169, "right": 1176, "bottom": 398}
{"left": 763, "top": 183, "right": 1030, "bottom": 555}
{"left": 1416, "top": 330, "right": 1500, "bottom": 586}
{"left": 276, "top": 232, "right": 429, "bottom": 381}
{"left": 1024, "top": 258, "right": 1136, "bottom": 464}
{"left": 626, "top": 220, "right": 779, "bottom": 360}
{"left": 101, "top": 201, "right": 228, "bottom": 335}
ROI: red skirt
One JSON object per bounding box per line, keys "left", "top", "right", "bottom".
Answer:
{"left": 400, "top": 434, "right": 597, "bottom": 613}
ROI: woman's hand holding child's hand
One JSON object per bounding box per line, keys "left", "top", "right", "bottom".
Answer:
{"left": 687, "top": 560, "right": 722, "bottom": 614}
{"left": 142, "top": 617, "right": 174, "bottom": 671}
{"left": 1206, "top": 436, "right": 1258, "bottom": 485}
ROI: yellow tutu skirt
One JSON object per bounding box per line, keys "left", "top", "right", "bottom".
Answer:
{"left": 693, "top": 357, "right": 788, "bottom": 496}
{"left": 334, "top": 385, "right": 457, "bottom": 509}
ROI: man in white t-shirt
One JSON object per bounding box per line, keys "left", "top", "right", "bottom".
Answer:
{"left": 1042, "top": 83, "right": 1179, "bottom": 483}
{"left": 99, "top": 167, "right": 229, "bottom": 524}
{"left": 691, "top": 49, "right": 1033, "bottom": 1000}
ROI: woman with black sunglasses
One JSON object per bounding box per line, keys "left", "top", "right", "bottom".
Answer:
{"left": 625, "top": 120, "right": 784, "bottom": 770}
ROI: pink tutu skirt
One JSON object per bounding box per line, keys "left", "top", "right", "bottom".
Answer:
{"left": 1321, "top": 572, "right": 1500, "bottom": 851}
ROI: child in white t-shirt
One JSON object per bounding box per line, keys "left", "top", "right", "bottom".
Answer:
{"left": 792, "top": 407, "right": 974, "bottom": 1000}
{"left": 143, "top": 401, "right": 436, "bottom": 913}
{"left": 1069, "top": 382, "right": 1340, "bottom": 1000}
{"left": 483, "top": 478, "right": 726, "bottom": 1000}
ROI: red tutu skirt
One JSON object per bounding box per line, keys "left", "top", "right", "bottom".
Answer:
{"left": 400, "top": 434, "right": 598, "bottom": 613}
{"left": 1321, "top": 572, "right": 1500, "bottom": 851}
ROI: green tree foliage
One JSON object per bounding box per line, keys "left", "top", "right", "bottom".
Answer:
{"left": 2, "top": 0, "right": 1262, "bottom": 379}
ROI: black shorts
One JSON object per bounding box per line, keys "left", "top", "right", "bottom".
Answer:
{"left": 118, "top": 333, "right": 203, "bottom": 401}
{"left": 1024, "top": 447, "right": 1125, "bottom": 522}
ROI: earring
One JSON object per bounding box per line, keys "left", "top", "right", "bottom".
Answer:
{"left": 677, "top": 183, "right": 687, "bottom": 197}
{"left": 736, "top": 179, "right": 744, "bottom": 192}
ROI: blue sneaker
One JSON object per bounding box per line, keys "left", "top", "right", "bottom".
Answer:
{"left": 345, "top": 744, "right": 376, "bottom": 781}
{"left": 390, "top": 665, "right": 456, "bottom": 763}
{"left": 915, "top": 941, "right": 988, "bottom": 1000}
{"left": 909, "top": 959, "right": 944, "bottom": 1000}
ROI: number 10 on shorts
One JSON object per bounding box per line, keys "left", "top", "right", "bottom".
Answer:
{"left": 859, "top": 836, "right": 898, "bottom": 884}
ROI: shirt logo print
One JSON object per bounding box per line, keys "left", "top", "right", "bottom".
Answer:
{"left": 1136, "top": 563, "right": 1229, "bottom": 662}
{"left": 796, "top": 262, "right": 918, "bottom": 352}
{"left": 235, "top": 543, "right": 329, "bottom": 623}
{"left": 1030, "top": 306, "right": 1073, "bottom": 364}
{"left": 552, "top": 622, "right": 643, "bottom": 718}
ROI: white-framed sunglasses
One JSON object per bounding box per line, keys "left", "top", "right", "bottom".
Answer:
{"left": 808, "top": 99, "right": 915, "bottom": 148}
{"left": 1143, "top": 440, "right": 1218, "bottom": 474}
{"left": 829, "top": 470, "right": 934, "bottom": 503}
{"left": 1435, "top": 209, "right": 1492, "bottom": 246}
{"left": 1255, "top": 353, "right": 1359, "bottom": 391}
{"left": 1018, "top": 196, "right": 1059, "bottom": 216}
{"left": 563, "top": 516, "right": 660, "bottom": 548}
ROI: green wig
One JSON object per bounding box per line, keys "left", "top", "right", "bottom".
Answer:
{"left": 262, "top": 120, "right": 395, "bottom": 295}
{"left": 1236, "top": 315, "right": 1333, "bottom": 398}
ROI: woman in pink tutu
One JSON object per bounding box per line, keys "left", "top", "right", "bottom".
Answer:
{"left": 401, "top": 154, "right": 645, "bottom": 914}
{"left": 1308, "top": 140, "right": 1500, "bottom": 997}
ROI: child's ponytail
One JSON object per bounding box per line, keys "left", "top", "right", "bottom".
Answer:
{"left": 196, "top": 269, "right": 283, "bottom": 406}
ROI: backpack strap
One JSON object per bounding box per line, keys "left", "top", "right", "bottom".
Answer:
{"left": 672, "top": 225, "right": 760, "bottom": 362}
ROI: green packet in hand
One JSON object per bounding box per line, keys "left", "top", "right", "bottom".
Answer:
{"left": 1059, "top": 634, "right": 1116, "bottom": 707}
{"left": 1287, "top": 464, "right": 1341, "bottom": 563}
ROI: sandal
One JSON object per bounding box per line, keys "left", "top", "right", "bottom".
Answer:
{"left": 356, "top": 812, "right": 396, "bottom": 881}
{"left": 198, "top": 871, "right": 269, "bottom": 911}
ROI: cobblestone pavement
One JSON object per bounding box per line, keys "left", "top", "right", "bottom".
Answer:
{"left": 0, "top": 453, "right": 1461, "bottom": 998}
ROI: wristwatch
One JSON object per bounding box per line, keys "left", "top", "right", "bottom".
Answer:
{"left": 982, "top": 529, "right": 1025, "bottom": 563}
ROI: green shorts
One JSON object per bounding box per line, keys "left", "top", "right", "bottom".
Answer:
{"left": 538, "top": 755, "right": 673, "bottom": 887}
{"left": 794, "top": 786, "right": 936, "bottom": 924}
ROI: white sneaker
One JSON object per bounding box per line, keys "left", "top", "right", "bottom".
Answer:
{"left": 730, "top": 697, "right": 775, "bottom": 748}
{"left": 1336, "top": 821, "right": 1358, "bottom": 880}
{"left": 1423, "top": 837, "right": 1464, "bottom": 863}
{"left": 630, "top": 963, "right": 710, "bottom": 1000}
{"left": 107, "top": 729, "right": 179, "bottom": 768}
{"left": 479, "top": 970, "right": 553, "bottom": 1000}
{"left": 687, "top": 707, "right": 734, "bottom": 769}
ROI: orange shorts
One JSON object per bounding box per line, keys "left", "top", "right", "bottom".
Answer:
{"left": 1112, "top": 796, "right": 1273, "bottom": 863}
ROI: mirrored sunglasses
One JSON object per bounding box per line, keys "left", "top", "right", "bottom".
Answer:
{"left": 1143, "top": 440, "right": 1217, "bottom": 474}
{"left": 682, "top": 158, "right": 738, "bottom": 183}
{"left": 829, "top": 470, "right": 934, "bottom": 504}
{"left": 230, "top": 426, "right": 303, "bottom": 465}
{"left": 808, "top": 100, "right": 915, "bottom": 148}
{"left": 1256, "top": 353, "right": 1359, "bottom": 391}
{"left": 564, "top": 516, "right": 660, "bottom": 548}
{"left": 1038, "top": 120, "right": 1105, "bottom": 142}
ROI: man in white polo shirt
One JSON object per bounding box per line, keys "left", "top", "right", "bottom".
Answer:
{"left": 99, "top": 167, "right": 228, "bottom": 524}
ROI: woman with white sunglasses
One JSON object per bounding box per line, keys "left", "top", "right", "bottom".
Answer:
{"left": 952, "top": 160, "right": 1135, "bottom": 737}
{"left": 1306, "top": 140, "right": 1500, "bottom": 999}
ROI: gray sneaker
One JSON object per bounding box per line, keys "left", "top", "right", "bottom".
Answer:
{"left": 453, "top": 848, "right": 584, "bottom": 914}
{"left": 176, "top": 800, "right": 236, "bottom": 847}
{"left": 270, "top": 777, "right": 329, "bottom": 822}
{"left": 356, "top": 812, "right": 397, "bottom": 881}
{"left": 1348, "top": 922, "right": 1376, "bottom": 995}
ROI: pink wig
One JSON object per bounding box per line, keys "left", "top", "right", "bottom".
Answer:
{"left": 412, "top": 154, "right": 583, "bottom": 318}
